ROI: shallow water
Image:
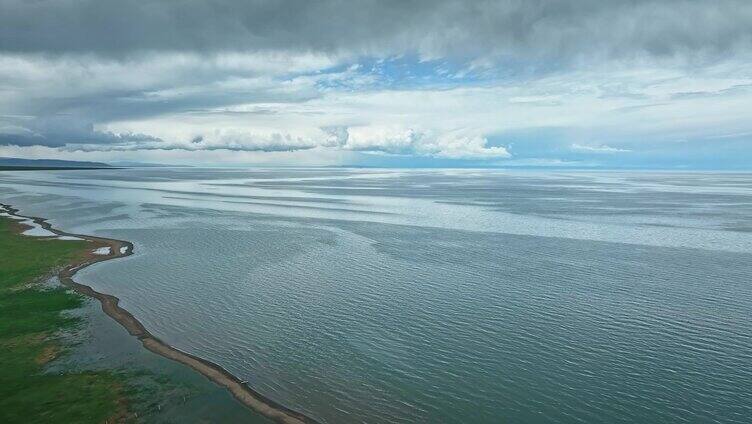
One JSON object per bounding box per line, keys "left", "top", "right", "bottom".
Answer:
{"left": 2, "top": 168, "right": 751, "bottom": 423}
{"left": 44, "top": 275, "right": 273, "bottom": 424}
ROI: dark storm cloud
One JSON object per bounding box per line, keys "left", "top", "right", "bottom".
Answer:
{"left": 2, "top": 0, "right": 750, "bottom": 61}
{"left": 0, "top": 115, "right": 162, "bottom": 147}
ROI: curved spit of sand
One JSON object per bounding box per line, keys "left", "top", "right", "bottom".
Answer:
{"left": 0, "top": 203, "right": 320, "bottom": 424}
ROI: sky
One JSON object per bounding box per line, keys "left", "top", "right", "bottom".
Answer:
{"left": 1, "top": 0, "right": 751, "bottom": 169}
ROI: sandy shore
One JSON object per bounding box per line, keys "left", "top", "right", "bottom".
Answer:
{"left": 0, "top": 203, "right": 319, "bottom": 424}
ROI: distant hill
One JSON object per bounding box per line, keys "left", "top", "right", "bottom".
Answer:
{"left": 0, "top": 157, "right": 112, "bottom": 169}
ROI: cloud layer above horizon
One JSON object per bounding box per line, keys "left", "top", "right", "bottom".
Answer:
{"left": 1, "top": 0, "right": 751, "bottom": 168}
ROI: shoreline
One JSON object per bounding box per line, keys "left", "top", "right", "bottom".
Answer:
{"left": 0, "top": 202, "right": 319, "bottom": 424}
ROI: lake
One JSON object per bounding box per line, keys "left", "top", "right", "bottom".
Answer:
{"left": 1, "top": 168, "right": 750, "bottom": 423}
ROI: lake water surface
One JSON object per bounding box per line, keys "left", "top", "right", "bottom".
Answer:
{"left": 1, "top": 168, "right": 750, "bottom": 423}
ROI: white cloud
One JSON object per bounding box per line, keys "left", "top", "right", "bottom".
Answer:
{"left": 571, "top": 143, "right": 632, "bottom": 153}
{"left": 341, "top": 127, "right": 510, "bottom": 159}
{"left": 58, "top": 60, "right": 752, "bottom": 160}
{"left": 1, "top": 50, "right": 752, "bottom": 164}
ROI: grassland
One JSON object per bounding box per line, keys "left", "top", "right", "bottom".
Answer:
{"left": 0, "top": 217, "right": 125, "bottom": 423}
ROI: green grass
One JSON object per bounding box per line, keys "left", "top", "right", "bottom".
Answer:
{"left": 0, "top": 218, "right": 124, "bottom": 423}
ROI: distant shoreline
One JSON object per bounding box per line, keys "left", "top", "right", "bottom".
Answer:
{"left": 0, "top": 166, "right": 118, "bottom": 171}
{"left": 0, "top": 203, "right": 319, "bottom": 424}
